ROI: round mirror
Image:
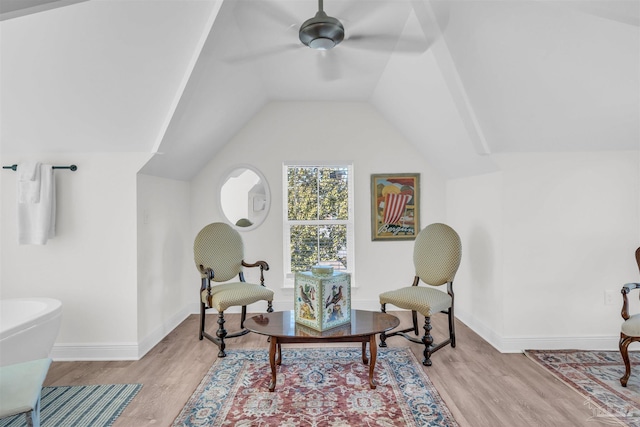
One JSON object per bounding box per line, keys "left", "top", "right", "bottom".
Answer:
{"left": 219, "top": 165, "right": 270, "bottom": 230}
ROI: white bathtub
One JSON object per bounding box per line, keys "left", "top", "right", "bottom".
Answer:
{"left": 0, "top": 298, "right": 62, "bottom": 367}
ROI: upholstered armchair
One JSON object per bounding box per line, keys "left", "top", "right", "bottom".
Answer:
{"left": 194, "top": 222, "right": 274, "bottom": 357}
{"left": 619, "top": 247, "right": 640, "bottom": 387}
{"left": 379, "top": 223, "right": 462, "bottom": 366}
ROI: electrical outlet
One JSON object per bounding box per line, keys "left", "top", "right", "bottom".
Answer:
{"left": 604, "top": 290, "right": 617, "bottom": 306}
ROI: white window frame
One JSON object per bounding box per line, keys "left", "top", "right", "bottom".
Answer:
{"left": 282, "top": 162, "right": 355, "bottom": 288}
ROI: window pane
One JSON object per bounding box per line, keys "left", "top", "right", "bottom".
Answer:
{"left": 290, "top": 224, "right": 348, "bottom": 272}
{"left": 287, "top": 167, "right": 318, "bottom": 221}
{"left": 318, "top": 167, "right": 349, "bottom": 220}
{"left": 318, "top": 224, "right": 347, "bottom": 271}
{"left": 290, "top": 225, "right": 319, "bottom": 272}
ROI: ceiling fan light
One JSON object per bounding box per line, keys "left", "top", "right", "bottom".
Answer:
{"left": 309, "top": 37, "right": 335, "bottom": 50}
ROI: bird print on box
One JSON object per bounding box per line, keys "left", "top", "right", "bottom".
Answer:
{"left": 325, "top": 285, "right": 342, "bottom": 308}
{"left": 298, "top": 284, "right": 316, "bottom": 320}
{"left": 325, "top": 285, "right": 345, "bottom": 322}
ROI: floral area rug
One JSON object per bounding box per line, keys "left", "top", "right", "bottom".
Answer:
{"left": 173, "top": 347, "right": 458, "bottom": 427}
{"left": 525, "top": 350, "right": 640, "bottom": 426}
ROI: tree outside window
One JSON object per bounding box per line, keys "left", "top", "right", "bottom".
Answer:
{"left": 285, "top": 165, "right": 353, "bottom": 274}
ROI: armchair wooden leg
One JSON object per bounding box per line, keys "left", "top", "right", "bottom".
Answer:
{"left": 422, "top": 316, "right": 434, "bottom": 366}
{"left": 199, "top": 302, "right": 206, "bottom": 340}
{"left": 448, "top": 308, "right": 456, "bottom": 348}
{"left": 267, "top": 301, "right": 274, "bottom": 313}
{"left": 380, "top": 304, "right": 388, "bottom": 348}
{"left": 412, "top": 310, "right": 419, "bottom": 335}
{"left": 620, "top": 332, "right": 633, "bottom": 387}
{"left": 217, "top": 312, "right": 227, "bottom": 358}
{"left": 240, "top": 306, "right": 247, "bottom": 329}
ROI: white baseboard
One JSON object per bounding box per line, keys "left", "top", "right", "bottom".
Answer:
{"left": 137, "top": 305, "right": 192, "bottom": 358}
{"left": 212, "top": 301, "right": 622, "bottom": 352}
{"left": 455, "top": 307, "right": 620, "bottom": 353}
{"left": 50, "top": 343, "right": 139, "bottom": 361}
{"left": 51, "top": 305, "right": 192, "bottom": 362}
{"left": 51, "top": 301, "right": 618, "bottom": 361}
{"left": 496, "top": 335, "right": 620, "bottom": 352}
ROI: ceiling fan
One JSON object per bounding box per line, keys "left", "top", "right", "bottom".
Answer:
{"left": 298, "top": 0, "right": 344, "bottom": 50}
{"left": 226, "top": 0, "right": 444, "bottom": 79}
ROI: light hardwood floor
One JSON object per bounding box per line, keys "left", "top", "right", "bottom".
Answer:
{"left": 45, "top": 312, "right": 612, "bottom": 426}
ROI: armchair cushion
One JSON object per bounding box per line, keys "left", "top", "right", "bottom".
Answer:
{"left": 622, "top": 314, "right": 640, "bottom": 337}
{"left": 201, "top": 282, "right": 274, "bottom": 312}
{"left": 379, "top": 286, "right": 452, "bottom": 317}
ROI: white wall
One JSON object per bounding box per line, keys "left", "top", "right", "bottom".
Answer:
{"left": 0, "top": 102, "right": 448, "bottom": 362}
{"left": 448, "top": 151, "right": 640, "bottom": 352}
{"left": 136, "top": 173, "right": 193, "bottom": 357}
{"left": 1, "top": 153, "right": 149, "bottom": 360}
{"left": 447, "top": 171, "right": 504, "bottom": 344}
{"left": 3, "top": 112, "right": 635, "bottom": 362}
{"left": 190, "top": 101, "right": 448, "bottom": 311}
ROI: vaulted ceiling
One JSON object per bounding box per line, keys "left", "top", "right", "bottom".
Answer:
{"left": 1, "top": 0, "right": 638, "bottom": 181}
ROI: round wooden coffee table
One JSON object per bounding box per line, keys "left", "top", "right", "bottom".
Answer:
{"left": 245, "top": 309, "right": 399, "bottom": 392}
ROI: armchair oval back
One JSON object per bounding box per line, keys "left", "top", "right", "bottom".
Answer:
{"left": 413, "top": 223, "right": 462, "bottom": 286}
{"left": 194, "top": 222, "right": 244, "bottom": 282}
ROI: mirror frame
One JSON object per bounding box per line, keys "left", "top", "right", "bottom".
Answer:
{"left": 218, "top": 164, "right": 271, "bottom": 232}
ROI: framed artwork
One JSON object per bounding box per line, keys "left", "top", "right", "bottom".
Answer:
{"left": 371, "top": 173, "right": 420, "bottom": 241}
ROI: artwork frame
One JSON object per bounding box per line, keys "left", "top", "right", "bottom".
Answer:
{"left": 371, "top": 173, "right": 420, "bottom": 241}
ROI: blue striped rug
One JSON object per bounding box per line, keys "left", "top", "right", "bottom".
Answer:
{"left": 0, "top": 384, "right": 141, "bottom": 427}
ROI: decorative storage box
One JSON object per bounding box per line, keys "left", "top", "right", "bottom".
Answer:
{"left": 295, "top": 267, "right": 351, "bottom": 331}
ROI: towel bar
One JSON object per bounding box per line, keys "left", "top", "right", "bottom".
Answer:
{"left": 3, "top": 164, "right": 77, "bottom": 171}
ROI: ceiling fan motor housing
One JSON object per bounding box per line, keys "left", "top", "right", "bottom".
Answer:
{"left": 299, "top": 11, "right": 345, "bottom": 50}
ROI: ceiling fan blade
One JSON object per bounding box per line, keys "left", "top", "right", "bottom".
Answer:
{"left": 429, "top": 0, "right": 452, "bottom": 32}
{"left": 235, "top": 0, "right": 300, "bottom": 28}
{"left": 224, "top": 43, "right": 303, "bottom": 64}
{"left": 411, "top": 0, "right": 450, "bottom": 47}
{"left": 332, "top": 0, "right": 389, "bottom": 31}
{"left": 345, "top": 33, "right": 430, "bottom": 54}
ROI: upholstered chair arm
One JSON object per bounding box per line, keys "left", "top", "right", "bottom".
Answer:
{"left": 198, "top": 265, "right": 215, "bottom": 307}
{"left": 198, "top": 265, "right": 215, "bottom": 281}
{"left": 242, "top": 260, "right": 270, "bottom": 286}
{"left": 621, "top": 283, "right": 640, "bottom": 320}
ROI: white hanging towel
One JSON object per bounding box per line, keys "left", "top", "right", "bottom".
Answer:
{"left": 17, "top": 164, "right": 56, "bottom": 245}
{"left": 17, "top": 162, "right": 41, "bottom": 203}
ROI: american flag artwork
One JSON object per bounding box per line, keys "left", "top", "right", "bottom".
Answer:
{"left": 383, "top": 193, "right": 411, "bottom": 225}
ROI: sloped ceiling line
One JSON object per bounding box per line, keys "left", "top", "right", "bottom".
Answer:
{"left": 150, "top": 1, "right": 224, "bottom": 155}
{"left": 139, "top": 0, "right": 271, "bottom": 181}
{"left": 413, "top": 0, "right": 491, "bottom": 156}
{"left": 0, "top": 0, "right": 89, "bottom": 21}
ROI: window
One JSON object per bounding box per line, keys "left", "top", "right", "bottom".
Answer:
{"left": 283, "top": 163, "right": 354, "bottom": 284}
